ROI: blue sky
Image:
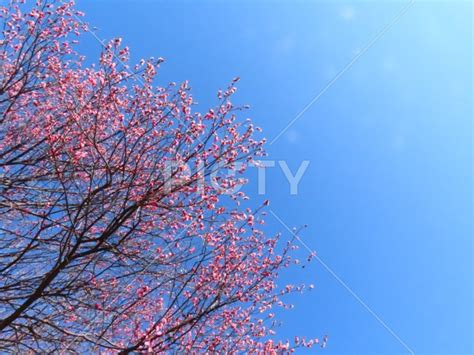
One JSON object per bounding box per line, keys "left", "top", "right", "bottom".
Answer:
{"left": 76, "top": 1, "right": 472, "bottom": 353}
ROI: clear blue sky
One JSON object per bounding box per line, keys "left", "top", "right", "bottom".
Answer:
{"left": 76, "top": 1, "right": 472, "bottom": 353}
